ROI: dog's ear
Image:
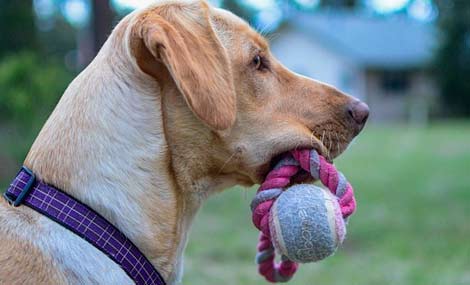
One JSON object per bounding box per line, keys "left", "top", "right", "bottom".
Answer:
{"left": 132, "top": 1, "right": 236, "bottom": 131}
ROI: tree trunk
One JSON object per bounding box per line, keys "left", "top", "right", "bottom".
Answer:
{"left": 78, "top": 0, "right": 115, "bottom": 67}
{"left": 92, "top": 0, "right": 114, "bottom": 54}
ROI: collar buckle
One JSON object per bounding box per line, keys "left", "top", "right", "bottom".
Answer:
{"left": 4, "top": 166, "right": 36, "bottom": 207}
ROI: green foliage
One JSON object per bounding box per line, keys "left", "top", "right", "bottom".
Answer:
{"left": 0, "top": 0, "right": 36, "bottom": 57}
{"left": 0, "top": 52, "right": 73, "bottom": 128}
{"left": 434, "top": 0, "right": 470, "bottom": 116}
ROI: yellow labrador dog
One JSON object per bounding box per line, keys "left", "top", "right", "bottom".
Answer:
{"left": 0, "top": 0, "right": 368, "bottom": 284}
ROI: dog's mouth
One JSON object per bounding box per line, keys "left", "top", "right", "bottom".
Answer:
{"left": 255, "top": 134, "right": 331, "bottom": 182}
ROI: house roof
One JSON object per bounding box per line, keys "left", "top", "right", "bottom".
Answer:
{"left": 286, "top": 10, "right": 437, "bottom": 69}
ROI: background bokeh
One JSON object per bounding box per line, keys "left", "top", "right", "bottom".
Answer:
{"left": 1, "top": 0, "right": 469, "bottom": 284}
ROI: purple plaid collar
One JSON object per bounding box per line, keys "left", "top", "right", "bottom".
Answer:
{"left": 4, "top": 167, "right": 165, "bottom": 285}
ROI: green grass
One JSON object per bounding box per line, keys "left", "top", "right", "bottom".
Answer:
{"left": 183, "top": 122, "right": 470, "bottom": 285}
{"left": 1, "top": 122, "right": 469, "bottom": 284}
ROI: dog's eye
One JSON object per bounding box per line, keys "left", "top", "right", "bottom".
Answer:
{"left": 252, "top": 55, "right": 266, "bottom": 71}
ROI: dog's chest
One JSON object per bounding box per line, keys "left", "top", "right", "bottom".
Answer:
{"left": 39, "top": 216, "right": 134, "bottom": 284}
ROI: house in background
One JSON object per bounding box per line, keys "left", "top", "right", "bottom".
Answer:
{"left": 271, "top": 10, "right": 438, "bottom": 123}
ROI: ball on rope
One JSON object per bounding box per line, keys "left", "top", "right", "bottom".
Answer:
{"left": 269, "top": 184, "right": 346, "bottom": 263}
{"left": 250, "top": 149, "right": 356, "bottom": 283}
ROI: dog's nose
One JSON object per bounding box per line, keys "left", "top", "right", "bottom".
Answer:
{"left": 348, "top": 101, "right": 369, "bottom": 126}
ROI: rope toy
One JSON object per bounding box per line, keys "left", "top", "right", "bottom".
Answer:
{"left": 250, "top": 149, "right": 356, "bottom": 282}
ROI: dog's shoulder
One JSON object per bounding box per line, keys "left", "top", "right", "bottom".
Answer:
{"left": 0, "top": 200, "right": 134, "bottom": 285}
{"left": 0, "top": 200, "right": 67, "bottom": 284}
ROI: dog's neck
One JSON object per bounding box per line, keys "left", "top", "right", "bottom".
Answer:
{"left": 23, "top": 22, "right": 236, "bottom": 284}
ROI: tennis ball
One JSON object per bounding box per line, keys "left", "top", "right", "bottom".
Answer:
{"left": 269, "top": 184, "right": 346, "bottom": 263}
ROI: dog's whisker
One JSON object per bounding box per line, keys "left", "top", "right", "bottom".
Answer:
{"left": 310, "top": 131, "right": 316, "bottom": 148}
{"left": 242, "top": 188, "right": 248, "bottom": 201}
{"left": 217, "top": 151, "right": 238, "bottom": 175}
{"left": 266, "top": 32, "right": 280, "bottom": 42}
{"left": 256, "top": 23, "right": 272, "bottom": 38}
{"left": 328, "top": 131, "right": 332, "bottom": 160}
{"left": 335, "top": 132, "right": 340, "bottom": 156}
{"left": 294, "top": 141, "right": 302, "bottom": 151}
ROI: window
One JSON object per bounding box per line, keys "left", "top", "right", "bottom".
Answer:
{"left": 381, "top": 71, "right": 410, "bottom": 93}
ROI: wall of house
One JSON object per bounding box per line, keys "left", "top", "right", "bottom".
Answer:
{"left": 365, "top": 70, "right": 438, "bottom": 123}
{"left": 271, "top": 27, "right": 366, "bottom": 101}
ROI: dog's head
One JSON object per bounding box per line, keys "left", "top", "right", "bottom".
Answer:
{"left": 129, "top": 0, "right": 368, "bottom": 185}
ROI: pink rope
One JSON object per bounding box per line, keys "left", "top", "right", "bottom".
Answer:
{"left": 251, "top": 149, "right": 356, "bottom": 282}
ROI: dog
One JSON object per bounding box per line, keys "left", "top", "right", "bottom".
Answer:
{"left": 0, "top": 1, "right": 368, "bottom": 284}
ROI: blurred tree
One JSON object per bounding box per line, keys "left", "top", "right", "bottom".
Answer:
{"left": 434, "top": 0, "right": 470, "bottom": 116}
{"left": 38, "top": 18, "right": 77, "bottom": 59}
{"left": 0, "top": 51, "right": 72, "bottom": 161}
{"left": 75, "top": 0, "right": 116, "bottom": 67}
{"left": 0, "top": 52, "right": 72, "bottom": 128}
{"left": 91, "top": 0, "right": 115, "bottom": 55}
{"left": 0, "top": 0, "right": 36, "bottom": 58}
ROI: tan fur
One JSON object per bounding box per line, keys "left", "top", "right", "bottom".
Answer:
{"left": 0, "top": 200, "right": 67, "bottom": 285}
{"left": 0, "top": 1, "right": 366, "bottom": 284}
{"left": 132, "top": 1, "right": 236, "bottom": 130}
